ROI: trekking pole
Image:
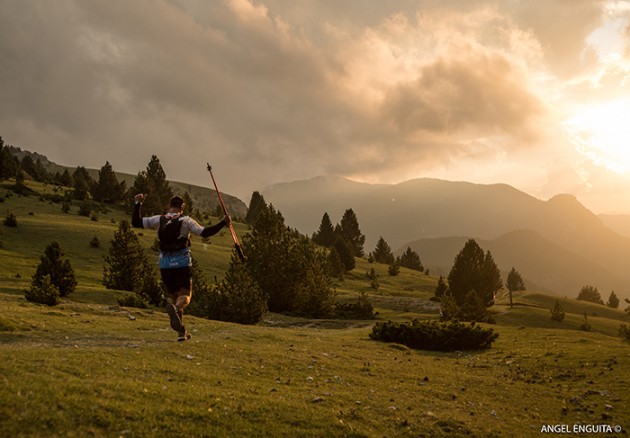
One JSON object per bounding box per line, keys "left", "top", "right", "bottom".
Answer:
{"left": 206, "top": 163, "right": 246, "bottom": 262}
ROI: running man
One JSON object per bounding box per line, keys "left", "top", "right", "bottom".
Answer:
{"left": 132, "top": 193, "right": 230, "bottom": 341}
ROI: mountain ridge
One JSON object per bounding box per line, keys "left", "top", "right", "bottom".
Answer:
{"left": 263, "top": 175, "right": 630, "bottom": 299}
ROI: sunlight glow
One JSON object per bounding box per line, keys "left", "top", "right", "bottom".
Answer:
{"left": 563, "top": 99, "right": 630, "bottom": 174}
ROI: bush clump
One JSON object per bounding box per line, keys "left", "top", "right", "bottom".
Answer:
{"left": 25, "top": 274, "right": 60, "bottom": 306}
{"left": 619, "top": 324, "right": 630, "bottom": 342}
{"left": 117, "top": 294, "right": 148, "bottom": 309}
{"left": 31, "top": 241, "right": 77, "bottom": 298}
{"left": 3, "top": 212, "right": 17, "bottom": 227}
{"left": 370, "top": 319, "right": 499, "bottom": 351}
{"left": 334, "top": 291, "right": 376, "bottom": 319}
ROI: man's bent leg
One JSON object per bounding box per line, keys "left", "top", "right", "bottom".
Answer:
{"left": 175, "top": 284, "right": 192, "bottom": 341}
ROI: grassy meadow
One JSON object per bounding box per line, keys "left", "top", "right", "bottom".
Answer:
{"left": 1, "top": 180, "right": 629, "bottom": 437}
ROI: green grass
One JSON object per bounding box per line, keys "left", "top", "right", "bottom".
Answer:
{"left": 1, "top": 180, "right": 630, "bottom": 436}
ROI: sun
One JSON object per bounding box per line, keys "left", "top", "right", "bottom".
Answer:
{"left": 563, "top": 99, "right": 630, "bottom": 174}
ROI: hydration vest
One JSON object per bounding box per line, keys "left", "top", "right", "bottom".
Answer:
{"left": 157, "top": 215, "right": 190, "bottom": 252}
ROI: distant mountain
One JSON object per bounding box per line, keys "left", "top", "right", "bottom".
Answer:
{"left": 600, "top": 214, "right": 630, "bottom": 239}
{"left": 263, "top": 176, "right": 630, "bottom": 298}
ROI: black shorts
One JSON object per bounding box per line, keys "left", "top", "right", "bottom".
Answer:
{"left": 160, "top": 267, "right": 192, "bottom": 295}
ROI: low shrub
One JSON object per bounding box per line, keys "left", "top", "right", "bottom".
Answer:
{"left": 89, "top": 236, "right": 100, "bottom": 248}
{"left": 117, "top": 294, "right": 148, "bottom": 309}
{"left": 3, "top": 212, "right": 17, "bottom": 227}
{"left": 25, "top": 275, "right": 60, "bottom": 306}
{"left": 370, "top": 319, "right": 499, "bottom": 351}
{"left": 334, "top": 291, "right": 376, "bottom": 319}
{"left": 619, "top": 324, "right": 630, "bottom": 342}
{"left": 550, "top": 299, "right": 565, "bottom": 322}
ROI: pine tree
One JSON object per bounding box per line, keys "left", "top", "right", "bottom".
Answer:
{"left": 435, "top": 275, "right": 449, "bottom": 298}
{"left": 550, "top": 299, "right": 565, "bottom": 322}
{"left": 577, "top": 285, "right": 604, "bottom": 305}
{"left": 241, "top": 204, "right": 301, "bottom": 312}
{"left": 371, "top": 236, "right": 394, "bottom": 264}
{"left": 461, "top": 290, "right": 488, "bottom": 322}
{"left": 333, "top": 236, "right": 355, "bottom": 272}
{"left": 131, "top": 155, "right": 172, "bottom": 215}
{"left": 140, "top": 257, "right": 164, "bottom": 306}
{"left": 185, "top": 258, "right": 217, "bottom": 319}
{"left": 388, "top": 261, "right": 400, "bottom": 276}
{"left": 398, "top": 247, "right": 423, "bottom": 271}
{"left": 482, "top": 251, "right": 502, "bottom": 306}
{"left": 313, "top": 212, "right": 336, "bottom": 247}
{"left": 242, "top": 203, "right": 335, "bottom": 316}
{"left": 0, "top": 137, "right": 5, "bottom": 179}
{"left": 505, "top": 267, "right": 526, "bottom": 308}
{"left": 327, "top": 246, "right": 345, "bottom": 279}
{"left": 295, "top": 256, "right": 336, "bottom": 318}
{"left": 32, "top": 241, "right": 77, "bottom": 297}
{"left": 606, "top": 290, "right": 620, "bottom": 309}
{"left": 59, "top": 169, "right": 73, "bottom": 187}
{"left": 72, "top": 166, "right": 93, "bottom": 201}
{"left": 245, "top": 191, "right": 267, "bottom": 225}
{"left": 25, "top": 274, "right": 60, "bottom": 306}
{"left": 0, "top": 138, "right": 19, "bottom": 179}
{"left": 183, "top": 191, "right": 194, "bottom": 215}
{"left": 103, "top": 220, "right": 146, "bottom": 292}
{"left": 339, "top": 208, "right": 365, "bottom": 257}
{"left": 213, "top": 254, "right": 268, "bottom": 324}
{"left": 93, "top": 161, "right": 125, "bottom": 204}
{"left": 448, "top": 239, "right": 502, "bottom": 307}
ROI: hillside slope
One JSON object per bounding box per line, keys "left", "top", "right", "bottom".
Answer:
{"left": 8, "top": 147, "right": 248, "bottom": 218}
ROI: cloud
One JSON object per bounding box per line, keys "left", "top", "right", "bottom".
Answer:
{"left": 0, "top": 0, "right": 620, "bottom": 207}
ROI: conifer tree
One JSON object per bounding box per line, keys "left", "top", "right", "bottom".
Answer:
{"left": 435, "top": 275, "right": 449, "bottom": 298}
{"left": 72, "top": 166, "right": 93, "bottom": 201}
{"left": 398, "top": 247, "right": 423, "bottom": 271}
{"left": 183, "top": 191, "right": 194, "bottom": 215}
{"left": 295, "top": 256, "right": 336, "bottom": 318}
{"left": 25, "top": 274, "right": 60, "bottom": 306}
{"left": 0, "top": 136, "right": 5, "bottom": 179}
{"left": 214, "top": 254, "right": 268, "bottom": 324}
{"left": 339, "top": 208, "right": 365, "bottom": 257}
{"left": 577, "top": 285, "right": 604, "bottom": 305}
{"left": 388, "top": 260, "right": 400, "bottom": 276}
{"left": 59, "top": 169, "right": 73, "bottom": 187}
{"left": 448, "top": 239, "right": 502, "bottom": 307}
{"left": 103, "top": 220, "right": 146, "bottom": 292}
{"left": 550, "top": 299, "right": 565, "bottom": 322}
{"left": 313, "top": 212, "right": 336, "bottom": 247}
{"left": 32, "top": 241, "right": 77, "bottom": 297}
{"left": 327, "top": 246, "right": 345, "bottom": 279}
{"left": 241, "top": 204, "right": 300, "bottom": 312}
{"left": 185, "top": 258, "right": 217, "bottom": 318}
{"left": 245, "top": 191, "right": 266, "bottom": 225}
{"left": 0, "top": 141, "right": 18, "bottom": 180}
{"left": 242, "top": 203, "right": 335, "bottom": 316}
{"left": 371, "top": 236, "right": 394, "bottom": 264}
{"left": 140, "top": 257, "right": 163, "bottom": 306}
{"left": 93, "top": 161, "right": 125, "bottom": 204}
{"left": 333, "top": 236, "right": 355, "bottom": 272}
{"left": 131, "top": 155, "right": 172, "bottom": 215}
{"left": 505, "top": 267, "right": 526, "bottom": 308}
{"left": 607, "top": 290, "right": 620, "bottom": 309}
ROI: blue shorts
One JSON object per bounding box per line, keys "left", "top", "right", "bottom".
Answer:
{"left": 160, "top": 267, "right": 192, "bottom": 295}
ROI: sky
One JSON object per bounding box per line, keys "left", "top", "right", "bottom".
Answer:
{"left": 1, "top": 0, "right": 630, "bottom": 213}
